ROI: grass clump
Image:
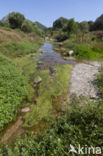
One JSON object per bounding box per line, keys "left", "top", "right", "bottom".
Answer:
{"left": 0, "top": 41, "right": 39, "bottom": 57}
{"left": 0, "top": 54, "right": 27, "bottom": 130}
{"left": 75, "top": 44, "right": 103, "bottom": 60}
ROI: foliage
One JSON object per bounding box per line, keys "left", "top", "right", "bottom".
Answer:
{"left": 21, "top": 20, "right": 33, "bottom": 33}
{"left": 1, "top": 97, "right": 103, "bottom": 155}
{"left": 63, "top": 18, "right": 79, "bottom": 36}
{"left": 22, "top": 63, "right": 72, "bottom": 127}
{"left": 53, "top": 17, "right": 68, "bottom": 30}
{"left": 0, "top": 54, "right": 27, "bottom": 130}
{"left": 55, "top": 31, "right": 68, "bottom": 42}
{"left": 79, "top": 21, "right": 89, "bottom": 33}
{"left": 0, "top": 21, "right": 9, "bottom": 27}
{"left": 16, "top": 54, "right": 72, "bottom": 128}
{"left": 8, "top": 12, "right": 25, "bottom": 29}
{"left": 96, "top": 65, "right": 103, "bottom": 97}
{"left": 75, "top": 44, "right": 103, "bottom": 60}
{"left": 35, "top": 22, "right": 47, "bottom": 31}
{"left": 91, "top": 14, "right": 103, "bottom": 31}
{"left": 0, "top": 41, "right": 39, "bottom": 57}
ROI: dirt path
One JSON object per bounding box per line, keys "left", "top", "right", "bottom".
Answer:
{"left": 69, "top": 62, "right": 101, "bottom": 98}
{"left": 0, "top": 117, "right": 24, "bottom": 144}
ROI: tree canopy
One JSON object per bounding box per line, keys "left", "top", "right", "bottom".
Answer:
{"left": 8, "top": 12, "right": 25, "bottom": 29}
{"left": 53, "top": 17, "right": 68, "bottom": 30}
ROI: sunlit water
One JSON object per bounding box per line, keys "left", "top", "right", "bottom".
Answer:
{"left": 37, "top": 43, "right": 75, "bottom": 70}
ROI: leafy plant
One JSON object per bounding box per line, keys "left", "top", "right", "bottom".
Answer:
{"left": 0, "top": 54, "right": 27, "bottom": 130}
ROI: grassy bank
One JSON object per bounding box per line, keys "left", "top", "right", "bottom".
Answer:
{"left": 0, "top": 54, "right": 27, "bottom": 130}
{"left": 0, "top": 27, "right": 43, "bottom": 132}
{"left": 0, "top": 41, "right": 39, "bottom": 57}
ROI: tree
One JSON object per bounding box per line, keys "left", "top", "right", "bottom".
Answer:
{"left": 53, "top": 17, "right": 68, "bottom": 30}
{"left": 63, "top": 18, "right": 79, "bottom": 36}
{"left": 8, "top": 12, "right": 25, "bottom": 29}
{"left": 91, "top": 14, "right": 103, "bottom": 31}
{"left": 79, "top": 21, "right": 89, "bottom": 33}
{"left": 21, "top": 20, "right": 33, "bottom": 32}
{"left": 88, "top": 21, "right": 94, "bottom": 31}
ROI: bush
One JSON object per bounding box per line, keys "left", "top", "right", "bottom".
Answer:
{"left": 92, "top": 14, "right": 103, "bottom": 31}
{"left": 0, "top": 54, "right": 26, "bottom": 130}
{"left": 21, "top": 20, "right": 33, "bottom": 33}
{"left": 63, "top": 18, "right": 79, "bottom": 36}
{"left": 75, "top": 45, "right": 94, "bottom": 59}
{"left": 55, "top": 32, "right": 68, "bottom": 42}
{"left": 8, "top": 12, "right": 25, "bottom": 29}
{"left": 53, "top": 17, "right": 68, "bottom": 30}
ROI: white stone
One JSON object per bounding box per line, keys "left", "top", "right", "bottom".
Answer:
{"left": 21, "top": 107, "right": 30, "bottom": 113}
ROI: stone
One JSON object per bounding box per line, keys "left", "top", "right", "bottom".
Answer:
{"left": 67, "top": 50, "right": 74, "bottom": 56}
{"left": 21, "top": 107, "right": 30, "bottom": 113}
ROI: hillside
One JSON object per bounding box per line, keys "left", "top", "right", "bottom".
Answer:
{"left": 35, "top": 21, "right": 47, "bottom": 31}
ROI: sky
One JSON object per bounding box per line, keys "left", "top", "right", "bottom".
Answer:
{"left": 0, "top": 0, "right": 103, "bottom": 27}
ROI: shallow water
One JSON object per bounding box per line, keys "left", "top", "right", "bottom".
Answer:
{"left": 37, "top": 43, "right": 75, "bottom": 70}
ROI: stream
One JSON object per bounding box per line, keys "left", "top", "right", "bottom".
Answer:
{"left": 37, "top": 42, "right": 75, "bottom": 70}
{"left": 0, "top": 42, "right": 75, "bottom": 145}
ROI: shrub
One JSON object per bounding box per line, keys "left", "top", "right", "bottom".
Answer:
{"left": 8, "top": 12, "right": 25, "bottom": 29}
{"left": 21, "top": 20, "right": 33, "bottom": 33}
{"left": 63, "top": 18, "right": 79, "bottom": 36}
{"left": 92, "top": 14, "right": 103, "bottom": 31}
{"left": 75, "top": 45, "right": 94, "bottom": 59}
{"left": 55, "top": 32, "right": 68, "bottom": 42}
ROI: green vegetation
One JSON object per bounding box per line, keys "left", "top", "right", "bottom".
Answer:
{"left": 0, "top": 12, "right": 44, "bottom": 39}
{"left": 74, "top": 44, "right": 103, "bottom": 60}
{"left": 1, "top": 96, "right": 103, "bottom": 155}
{"left": 1, "top": 10, "right": 103, "bottom": 156}
{"left": 53, "top": 17, "right": 68, "bottom": 30}
{"left": 0, "top": 41, "right": 39, "bottom": 57}
{"left": 21, "top": 20, "right": 34, "bottom": 33}
{"left": 96, "top": 66, "right": 103, "bottom": 97}
{"left": 8, "top": 12, "right": 25, "bottom": 29}
{"left": 35, "top": 22, "right": 47, "bottom": 31}
{"left": 63, "top": 18, "right": 79, "bottom": 36}
{"left": 23, "top": 64, "right": 72, "bottom": 127}
{"left": 91, "top": 14, "right": 103, "bottom": 31}
{"left": 16, "top": 54, "right": 72, "bottom": 127}
{"left": 0, "top": 54, "right": 26, "bottom": 130}
{"left": 0, "top": 12, "right": 43, "bottom": 132}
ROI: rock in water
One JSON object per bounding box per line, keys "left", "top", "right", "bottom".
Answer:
{"left": 67, "top": 50, "right": 74, "bottom": 56}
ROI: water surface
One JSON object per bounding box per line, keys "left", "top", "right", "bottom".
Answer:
{"left": 37, "top": 43, "right": 75, "bottom": 70}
